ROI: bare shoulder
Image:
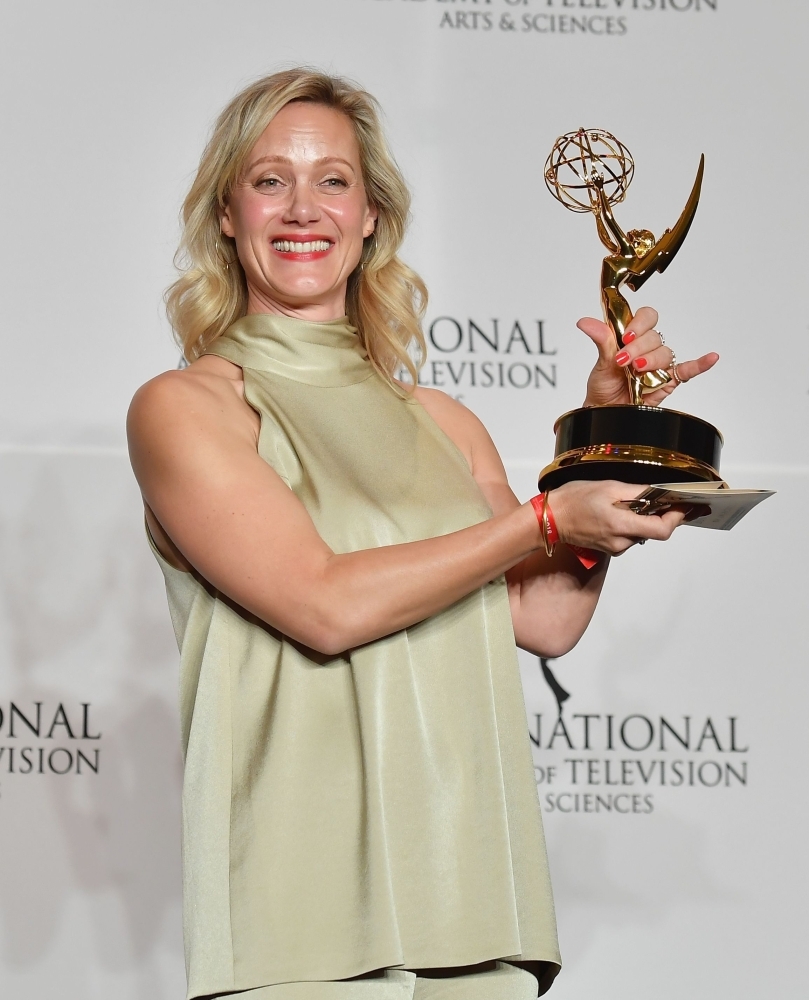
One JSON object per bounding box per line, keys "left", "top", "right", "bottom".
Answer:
{"left": 127, "top": 359, "right": 260, "bottom": 489}
{"left": 410, "top": 384, "right": 488, "bottom": 434}
{"left": 411, "top": 384, "right": 467, "bottom": 416}
{"left": 129, "top": 356, "right": 243, "bottom": 413}
{"left": 129, "top": 368, "right": 206, "bottom": 424}
{"left": 128, "top": 359, "right": 255, "bottom": 442}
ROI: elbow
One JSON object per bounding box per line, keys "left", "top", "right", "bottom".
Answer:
{"left": 307, "top": 625, "right": 353, "bottom": 658}
{"left": 517, "top": 627, "right": 584, "bottom": 660}
{"left": 543, "top": 633, "right": 583, "bottom": 659}
{"left": 293, "top": 616, "right": 351, "bottom": 658}
{"left": 294, "top": 604, "right": 379, "bottom": 658}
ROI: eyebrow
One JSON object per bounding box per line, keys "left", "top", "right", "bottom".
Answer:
{"left": 246, "top": 154, "right": 357, "bottom": 172}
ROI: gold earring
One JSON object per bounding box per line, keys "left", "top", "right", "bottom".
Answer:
{"left": 215, "top": 238, "right": 232, "bottom": 271}
{"left": 359, "top": 232, "right": 376, "bottom": 273}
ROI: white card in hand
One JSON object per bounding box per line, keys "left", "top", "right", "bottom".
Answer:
{"left": 614, "top": 482, "right": 775, "bottom": 531}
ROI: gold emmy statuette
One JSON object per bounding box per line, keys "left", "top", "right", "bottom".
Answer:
{"left": 538, "top": 128, "right": 723, "bottom": 491}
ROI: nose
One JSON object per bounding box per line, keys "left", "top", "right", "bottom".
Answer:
{"left": 282, "top": 180, "right": 320, "bottom": 227}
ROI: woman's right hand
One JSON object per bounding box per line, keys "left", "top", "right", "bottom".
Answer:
{"left": 547, "top": 479, "right": 687, "bottom": 555}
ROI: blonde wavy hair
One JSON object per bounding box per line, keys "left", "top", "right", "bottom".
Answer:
{"left": 166, "top": 68, "right": 427, "bottom": 388}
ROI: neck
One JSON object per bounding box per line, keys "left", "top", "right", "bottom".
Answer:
{"left": 245, "top": 285, "right": 349, "bottom": 323}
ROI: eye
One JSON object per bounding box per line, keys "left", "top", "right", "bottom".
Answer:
{"left": 255, "top": 175, "right": 284, "bottom": 191}
{"left": 321, "top": 176, "right": 348, "bottom": 189}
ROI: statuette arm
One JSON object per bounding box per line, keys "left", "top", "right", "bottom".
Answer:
{"left": 591, "top": 176, "right": 634, "bottom": 256}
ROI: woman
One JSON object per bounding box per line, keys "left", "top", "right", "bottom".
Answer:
{"left": 127, "top": 70, "right": 717, "bottom": 1000}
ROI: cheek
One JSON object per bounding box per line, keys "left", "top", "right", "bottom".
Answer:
{"left": 233, "top": 196, "right": 276, "bottom": 238}
{"left": 333, "top": 200, "right": 370, "bottom": 241}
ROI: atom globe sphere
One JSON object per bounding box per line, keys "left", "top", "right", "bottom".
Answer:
{"left": 545, "top": 128, "right": 635, "bottom": 213}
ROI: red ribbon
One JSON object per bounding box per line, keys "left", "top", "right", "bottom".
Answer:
{"left": 529, "top": 494, "right": 601, "bottom": 570}
{"left": 567, "top": 544, "right": 600, "bottom": 570}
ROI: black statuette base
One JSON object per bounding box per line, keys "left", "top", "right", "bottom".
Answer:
{"left": 538, "top": 404, "right": 723, "bottom": 492}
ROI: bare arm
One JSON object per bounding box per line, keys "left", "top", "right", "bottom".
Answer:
{"left": 129, "top": 369, "right": 547, "bottom": 656}
{"left": 128, "top": 367, "right": 684, "bottom": 658}
{"left": 412, "top": 389, "right": 690, "bottom": 656}
{"left": 412, "top": 389, "right": 608, "bottom": 656}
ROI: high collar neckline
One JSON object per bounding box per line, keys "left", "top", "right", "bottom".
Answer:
{"left": 206, "top": 313, "right": 373, "bottom": 387}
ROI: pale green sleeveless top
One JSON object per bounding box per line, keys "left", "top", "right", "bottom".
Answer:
{"left": 150, "top": 315, "right": 560, "bottom": 999}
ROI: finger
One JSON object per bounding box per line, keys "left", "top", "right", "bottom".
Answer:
{"left": 683, "top": 503, "right": 711, "bottom": 522}
{"left": 639, "top": 383, "right": 674, "bottom": 406}
{"left": 623, "top": 328, "right": 662, "bottom": 354}
{"left": 603, "top": 480, "right": 651, "bottom": 502}
{"left": 632, "top": 344, "right": 673, "bottom": 374}
{"left": 637, "top": 351, "right": 719, "bottom": 405}
{"left": 576, "top": 317, "right": 617, "bottom": 365}
{"left": 618, "top": 507, "right": 685, "bottom": 541}
{"left": 646, "top": 509, "right": 687, "bottom": 539}
{"left": 660, "top": 507, "right": 688, "bottom": 526}
{"left": 625, "top": 305, "right": 658, "bottom": 337}
{"left": 671, "top": 352, "right": 720, "bottom": 383}
{"left": 614, "top": 327, "right": 667, "bottom": 371}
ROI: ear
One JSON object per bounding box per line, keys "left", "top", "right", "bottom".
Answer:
{"left": 220, "top": 203, "right": 236, "bottom": 239}
{"left": 362, "top": 201, "right": 378, "bottom": 239}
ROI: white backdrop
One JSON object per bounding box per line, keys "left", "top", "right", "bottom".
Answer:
{"left": 1, "top": 2, "right": 807, "bottom": 998}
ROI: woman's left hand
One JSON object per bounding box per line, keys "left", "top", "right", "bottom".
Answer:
{"left": 577, "top": 306, "right": 719, "bottom": 407}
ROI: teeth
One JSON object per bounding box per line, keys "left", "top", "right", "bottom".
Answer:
{"left": 273, "top": 240, "right": 331, "bottom": 253}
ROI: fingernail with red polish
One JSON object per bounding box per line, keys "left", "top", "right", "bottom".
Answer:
{"left": 635, "top": 357, "right": 647, "bottom": 369}
{"left": 623, "top": 331, "right": 636, "bottom": 343}
{"left": 615, "top": 351, "right": 630, "bottom": 366}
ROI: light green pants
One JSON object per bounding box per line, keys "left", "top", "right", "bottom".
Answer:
{"left": 215, "top": 962, "right": 539, "bottom": 1000}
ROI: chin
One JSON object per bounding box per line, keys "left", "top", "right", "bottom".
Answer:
{"left": 278, "top": 282, "right": 336, "bottom": 301}
{"left": 263, "top": 282, "right": 341, "bottom": 311}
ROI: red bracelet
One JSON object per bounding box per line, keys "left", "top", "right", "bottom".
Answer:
{"left": 544, "top": 494, "right": 560, "bottom": 546}
{"left": 529, "top": 492, "right": 600, "bottom": 570}
{"left": 529, "top": 494, "right": 545, "bottom": 524}
{"left": 529, "top": 492, "right": 557, "bottom": 557}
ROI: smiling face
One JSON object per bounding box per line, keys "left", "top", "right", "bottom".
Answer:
{"left": 220, "top": 102, "right": 377, "bottom": 320}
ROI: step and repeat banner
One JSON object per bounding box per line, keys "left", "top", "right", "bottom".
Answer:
{"left": 1, "top": 2, "right": 807, "bottom": 998}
